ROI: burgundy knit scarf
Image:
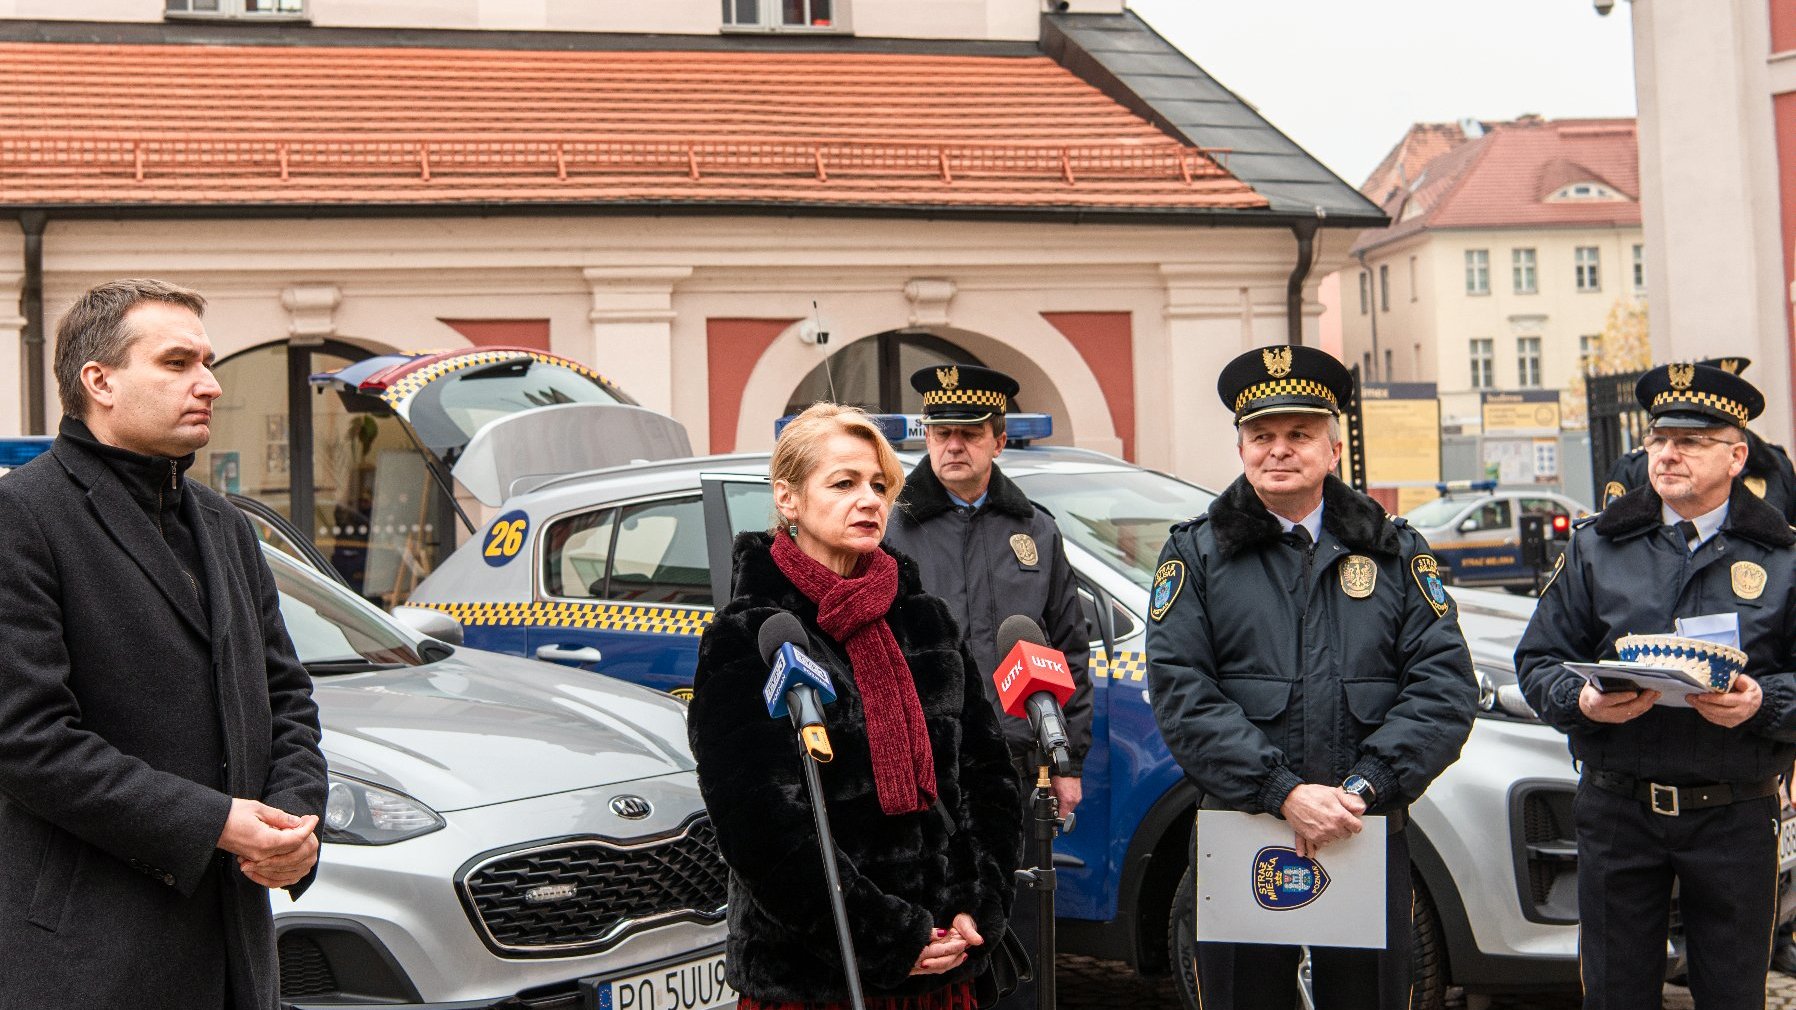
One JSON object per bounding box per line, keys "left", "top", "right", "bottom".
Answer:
{"left": 772, "top": 532, "right": 938, "bottom": 816}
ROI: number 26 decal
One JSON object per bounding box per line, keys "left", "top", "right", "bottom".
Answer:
{"left": 482, "top": 510, "right": 530, "bottom": 567}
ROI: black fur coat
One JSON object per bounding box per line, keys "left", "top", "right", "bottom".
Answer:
{"left": 689, "top": 533, "right": 1022, "bottom": 1002}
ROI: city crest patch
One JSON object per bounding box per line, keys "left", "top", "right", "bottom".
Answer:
{"left": 1150, "top": 559, "right": 1186, "bottom": 623}
{"left": 1252, "top": 846, "right": 1330, "bottom": 910}
{"left": 1411, "top": 554, "right": 1450, "bottom": 618}
{"left": 1339, "top": 555, "right": 1376, "bottom": 599}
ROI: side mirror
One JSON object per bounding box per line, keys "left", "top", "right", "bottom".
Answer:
{"left": 390, "top": 605, "right": 465, "bottom": 646}
{"left": 1458, "top": 518, "right": 1479, "bottom": 533}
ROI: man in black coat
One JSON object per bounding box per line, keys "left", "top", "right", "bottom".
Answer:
{"left": 0, "top": 279, "right": 328, "bottom": 1010}
{"left": 1147, "top": 345, "right": 1476, "bottom": 1010}
{"left": 1517, "top": 362, "right": 1796, "bottom": 1010}
{"left": 1600, "top": 356, "right": 1796, "bottom": 519}
{"left": 884, "top": 364, "right": 1091, "bottom": 1010}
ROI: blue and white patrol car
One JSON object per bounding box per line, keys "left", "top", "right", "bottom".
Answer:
{"left": 306, "top": 354, "right": 1792, "bottom": 1007}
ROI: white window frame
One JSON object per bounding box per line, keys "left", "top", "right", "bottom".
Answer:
{"left": 1579, "top": 334, "right": 1600, "bottom": 374}
{"left": 166, "top": 0, "right": 305, "bottom": 17}
{"left": 1575, "top": 247, "right": 1601, "bottom": 292}
{"left": 723, "top": 0, "right": 846, "bottom": 33}
{"left": 1517, "top": 336, "right": 1542, "bottom": 388}
{"left": 1470, "top": 338, "right": 1494, "bottom": 390}
{"left": 1359, "top": 272, "right": 1370, "bottom": 315}
{"left": 1465, "top": 249, "right": 1490, "bottom": 295}
{"left": 1513, "top": 248, "right": 1537, "bottom": 294}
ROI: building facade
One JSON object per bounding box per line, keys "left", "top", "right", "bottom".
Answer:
{"left": 0, "top": 0, "right": 1380, "bottom": 596}
{"left": 1341, "top": 118, "right": 1643, "bottom": 432}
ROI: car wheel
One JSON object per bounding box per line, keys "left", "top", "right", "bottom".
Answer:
{"left": 1169, "top": 865, "right": 1451, "bottom": 1010}
{"left": 1411, "top": 875, "right": 1449, "bottom": 1010}
{"left": 1502, "top": 584, "right": 1536, "bottom": 596}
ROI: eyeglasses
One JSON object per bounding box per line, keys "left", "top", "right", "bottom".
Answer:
{"left": 1641, "top": 433, "right": 1743, "bottom": 453}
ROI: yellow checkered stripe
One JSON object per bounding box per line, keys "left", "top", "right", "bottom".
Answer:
{"left": 922, "top": 389, "right": 1008, "bottom": 411}
{"left": 416, "top": 600, "right": 712, "bottom": 637}
{"left": 1651, "top": 390, "right": 1749, "bottom": 424}
{"left": 1094, "top": 650, "right": 1148, "bottom": 682}
{"left": 379, "top": 351, "right": 619, "bottom": 407}
{"left": 1234, "top": 378, "right": 1337, "bottom": 413}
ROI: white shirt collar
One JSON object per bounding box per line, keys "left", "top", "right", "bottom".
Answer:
{"left": 1275, "top": 502, "right": 1325, "bottom": 542}
{"left": 1661, "top": 499, "right": 1729, "bottom": 551}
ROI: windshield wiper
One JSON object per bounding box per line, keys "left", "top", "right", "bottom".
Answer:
{"left": 303, "top": 659, "right": 410, "bottom": 676}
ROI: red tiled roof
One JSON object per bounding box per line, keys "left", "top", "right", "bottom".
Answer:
{"left": 0, "top": 42, "right": 1266, "bottom": 211}
{"left": 1359, "top": 121, "right": 1466, "bottom": 207}
{"left": 1353, "top": 118, "right": 1639, "bottom": 253}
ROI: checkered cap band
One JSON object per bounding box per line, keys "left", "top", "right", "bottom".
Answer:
{"left": 1650, "top": 390, "right": 1749, "bottom": 424}
{"left": 1233, "top": 378, "right": 1339, "bottom": 413}
{"left": 923, "top": 388, "right": 1008, "bottom": 411}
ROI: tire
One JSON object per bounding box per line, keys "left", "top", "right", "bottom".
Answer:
{"left": 1167, "top": 864, "right": 1450, "bottom": 1010}
{"left": 1411, "top": 874, "right": 1449, "bottom": 1010}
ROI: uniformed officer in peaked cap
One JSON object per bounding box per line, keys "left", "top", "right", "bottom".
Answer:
{"left": 1148, "top": 344, "right": 1476, "bottom": 1010}
{"left": 884, "top": 361, "right": 1091, "bottom": 1010}
{"left": 1601, "top": 356, "right": 1796, "bottom": 517}
{"left": 1517, "top": 361, "right": 1796, "bottom": 1009}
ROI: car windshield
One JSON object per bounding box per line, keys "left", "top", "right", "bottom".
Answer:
{"left": 265, "top": 552, "right": 423, "bottom": 674}
{"left": 1012, "top": 468, "right": 1216, "bottom": 589}
{"left": 1404, "top": 497, "right": 1469, "bottom": 527}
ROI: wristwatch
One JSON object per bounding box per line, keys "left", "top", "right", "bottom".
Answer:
{"left": 1341, "top": 774, "right": 1377, "bottom": 806}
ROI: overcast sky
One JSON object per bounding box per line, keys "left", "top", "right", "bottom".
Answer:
{"left": 1127, "top": 0, "right": 1640, "bottom": 189}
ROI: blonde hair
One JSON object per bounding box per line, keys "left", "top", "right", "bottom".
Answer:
{"left": 769, "top": 402, "right": 905, "bottom": 533}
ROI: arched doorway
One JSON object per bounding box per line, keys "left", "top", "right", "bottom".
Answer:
{"left": 784, "top": 330, "right": 993, "bottom": 415}
{"left": 202, "top": 339, "right": 451, "bottom": 607}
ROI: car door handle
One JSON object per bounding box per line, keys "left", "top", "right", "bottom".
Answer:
{"left": 535, "top": 645, "right": 603, "bottom": 664}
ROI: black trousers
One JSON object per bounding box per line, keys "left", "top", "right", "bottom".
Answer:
{"left": 1192, "top": 823, "right": 1412, "bottom": 1010}
{"left": 1575, "top": 782, "right": 1780, "bottom": 1010}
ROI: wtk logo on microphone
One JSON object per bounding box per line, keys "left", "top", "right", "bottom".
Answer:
{"left": 764, "top": 643, "right": 837, "bottom": 718}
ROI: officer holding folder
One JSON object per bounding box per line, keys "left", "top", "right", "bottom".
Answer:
{"left": 1517, "top": 361, "right": 1796, "bottom": 1010}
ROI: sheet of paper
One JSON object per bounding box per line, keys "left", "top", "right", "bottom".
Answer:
{"left": 1194, "top": 809, "right": 1386, "bottom": 949}
{"left": 1673, "top": 613, "right": 1741, "bottom": 649}
{"left": 1563, "top": 661, "right": 1709, "bottom": 707}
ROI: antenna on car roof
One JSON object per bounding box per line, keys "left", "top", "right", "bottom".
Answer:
{"left": 813, "top": 300, "right": 837, "bottom": 403}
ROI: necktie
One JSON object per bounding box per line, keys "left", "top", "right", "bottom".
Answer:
{"left": 1677, "top": 520, "right": 1700, "bottom": 550}
{"left": 1288, "top": 525, "right": 1313, "bottom": 550}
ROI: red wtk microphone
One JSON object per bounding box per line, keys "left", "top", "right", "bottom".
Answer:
{"left": 991, "top": 615, "right": 1076, "bottom": 776}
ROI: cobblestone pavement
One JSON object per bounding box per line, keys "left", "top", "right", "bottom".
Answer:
{"left": 1054, "top": 955, "right": 1796, "bottom": 1009}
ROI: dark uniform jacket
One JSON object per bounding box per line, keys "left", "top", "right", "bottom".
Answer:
{"left": 689, "top": 533, "right": 1021, "bottom": 1003}
{"left": 1603, "top": 431, "right": 1796, "bottom": 520}
{"left": 885, "top": 459, "right": 1093, "bottom": 771}
{"left": 1147, "top": 475, "right": 1478, "bottom": 815}
{"left": 0, "top": 424, "right": 327, "bottom": 1010}
{"left": 1515, "top": 480, "right": 1796, "bottom": 783}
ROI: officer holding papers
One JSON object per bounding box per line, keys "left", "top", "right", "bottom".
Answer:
{"left": 1517, "top": 361, "right": 1796, "bottom": 1010}
{"left": 1147, "top": 345, "right": 1476, "bottom": 1010}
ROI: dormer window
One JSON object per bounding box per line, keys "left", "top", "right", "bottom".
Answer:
{"left": 166, "top": 0, "right": 305, "bottom": 17}
{"left": 724, "top": 0, "right": 842, "bottom": 31}
{"left": 1549, "top": 181, "right": 1623, "bottom": 202}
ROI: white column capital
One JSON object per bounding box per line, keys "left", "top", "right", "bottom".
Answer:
{"left": 583, "top": 267, "right": 693, "bottom": 324}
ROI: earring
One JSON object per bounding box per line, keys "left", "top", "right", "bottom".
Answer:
{"left": 787, "top": 521, "right": 799, "bottom": 539}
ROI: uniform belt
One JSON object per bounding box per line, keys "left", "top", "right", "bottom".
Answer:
{"left": 1584, "top": 769, "right": 1780, "bottom": 816}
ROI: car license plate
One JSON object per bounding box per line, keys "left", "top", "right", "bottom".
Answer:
{"left": 583, "top": 952, "right": 735, "bottom": 1010}
{"left": 1781, "top": 813, "right": 1796, "bottom": 872}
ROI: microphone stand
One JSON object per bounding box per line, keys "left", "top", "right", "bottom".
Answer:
{"left": 792, "top": 702, "right": 868, "bottom": 1010}
{"left": 1016, "top": 764, "right": 1060, "bottom": 1010}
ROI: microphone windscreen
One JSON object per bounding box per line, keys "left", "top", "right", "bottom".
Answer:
{"left": 759, "top": 612, "right": 807, "bottom": 667}
{"left": 996, "top": 614, "right": 1047, "bottom": 658}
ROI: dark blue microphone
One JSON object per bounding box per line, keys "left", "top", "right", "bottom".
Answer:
{"left": 758, "top": 612, "right": 838, "bottom": 762}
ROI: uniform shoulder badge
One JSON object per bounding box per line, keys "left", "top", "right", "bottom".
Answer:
{"left": 1010, "top": 533, "right": 1038, "bottom": 566}
{"left": 1339, "top": 555, "right": 1377, "bottom": 599}
{"left": 1150, "top": 559, "right": 1187, "bottom": 622}
{"left": 1602, "top": 481, "right": 1627, "bottom": 509}
{"left": 1411, "top": 554, "right": 1451, "bottom": 618}
{"left": 1746, "top": 475, "right": 1768, "bottom": 499}
{"left": 1540, "top": 552, "right": 1566, "bottom": 595}
{"left": 1732, "top": 560, "right": 1767, "bottom": 601}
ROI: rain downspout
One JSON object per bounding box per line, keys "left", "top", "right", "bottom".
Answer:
{"left": 1286, "top": 215, "right": 1321, "bottom": 345}
{"left": 20, "top": 211, "right": 46, "bottom": 434}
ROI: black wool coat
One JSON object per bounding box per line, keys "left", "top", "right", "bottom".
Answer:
{"left": 1516, "top": 480, "right": 1796, "bottom": 783}
{"left": 1146, "top": 475, "right": 1478, "bottom": 815}
{"left": 688, "top": 533, "right": 1022, "bottom": 1003}
{"left": 0, "top": 434, "right": 327, "bottom": 1010}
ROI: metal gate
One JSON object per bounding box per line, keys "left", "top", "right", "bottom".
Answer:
{"left": 1585, "top": 369, "right": 1648, "bottom": 485}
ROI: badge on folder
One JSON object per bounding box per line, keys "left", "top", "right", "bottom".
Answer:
{"left": 1195, "top": 810, "right": 1387, "bottom": 949}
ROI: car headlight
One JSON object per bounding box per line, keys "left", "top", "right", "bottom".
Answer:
{"left": 320, "top": 776, "right": 445, "bottom": 845}
{"left": 1474, "top": 665, "right": 1542, "bottom": 723}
